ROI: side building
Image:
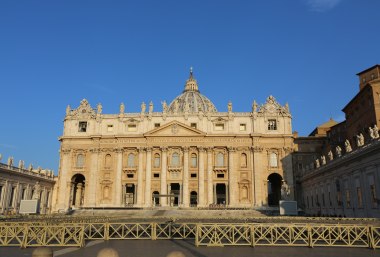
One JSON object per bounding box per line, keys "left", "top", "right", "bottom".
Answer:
{"left": 0, "top": 156, "right": 55, "bottom": 214}
{"left": 295, "top": 65, "right": 380, "bottom": 217}
{"left": 54, "top": 71, "right": 295, "bottom": 211}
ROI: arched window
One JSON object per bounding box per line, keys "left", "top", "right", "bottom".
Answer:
{"left": 172, "top": 152, "right": 179, "bottom": 166}
{"left": 240, "top": 153, "right": 247, "bottom": 168}
{"left": 216, "top": 152, "right": 224, "bottom": 166}
{"left": 269, "top": 153, "right": 278, "bottom": 167}
{"left": 242, "top": 186, "right": 248, "bottom": 199}
{"left": 76, "top": 154, "right": 85, "bottom": 167}
{"left": 191, "top": 153, "right": 197, "bottom": 168}
{"left": 105, "top": 154, "right": 112, "bottom": 168}
{"left": 154, "top": 153, "right": 160, "bottom": 168}
{"left": 127, "top": 153, "right": 135, "bottom": 167}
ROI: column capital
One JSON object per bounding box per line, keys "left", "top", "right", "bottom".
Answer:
{"left": 138, "top": 147, "right": 146, "bottom": 153}
{"left": 252, "top": 146, "right": 264, "bottom": 152}
{"left": 61, "top": 148, "right": 71, "bottom": 155}
{"left": 206, "top": 147, "right": 213, "bottom": 153}
{"left": 183, "top": 146, "right": 189, "bottom": 152}
{"left": 89, "top": 148, "right": 100, "bottom": 154}
{"left": 228, "top": 147, "right": 236, "bottom": 152}
{"left": 114, "top": 147, "right": 123, "bottom": 153}
{"left": 198, "top": 146, "right": 205, "bottom": 152}
{"left": 161, "top": 146, "right": 168, "bottom": 152}
{"left": 146, "top": 147, "right": 152, "bottom": 153}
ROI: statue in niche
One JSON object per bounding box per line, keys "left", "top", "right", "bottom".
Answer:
{"left": 149, "top": 101, "right": 153, "bottom": 113}
{"left": 32, "top": 182, "right": 41, "bottom": 200}
{"left": 315, "top": 159, "right": 320, "bottom": 168}
{"left": 335, "top": 146, "right": 342, "bottom": 157}
{"left": 228, "top": 101, "right": 232, "bottom": 112}
{"left": 252, "top": 100, "right": 258, "bottom": 112}
{"left": 345, "top": 139, "right": 352, "bottom": 153}
{"left": 281, "top": 181, "right": 290, "bottom": 200}
{"left": 141, "top": 102, "right": 146, "bottom": 113}
{"left": 66, "top": 105, "right": 71, "bottom": 116}
{"left": 373, "top": 125, "right": 379, "bottom": 139}
{"left": 321, "top": 155, "right": 326, "bottom": 165}
{"left": 161, "top": 101, "right": 168, "bottom": 113}
{"left": 327, "top": 150, "right": 333, "bottom": 161}
{"left": 120, "top": 103, "right": 125, "bottom": 114}
{"left": 97, "top": 103, "right": 102, "bottom": 114}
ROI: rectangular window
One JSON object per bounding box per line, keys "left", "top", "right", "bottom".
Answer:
{"left": 268, "top": 119, "right": 277, "bottom": 130}
{"left": 217, "top": 173, "right": 225, "bottom": 178}
{"left": 78, "top": 121, "right": 87, "bottom": 132}
{"left": 214, "top": 123, "right": 224, "bottom": 131}
{"left": 239, "top": 124, "right": 246, "bottom": 131}
{"left": 127, "top": 174, "right": 134, "bottom": 178}
{"left": 190, "top": 123, "right": 197, "bottom": 129}
{"left": 153, "top": 173, "right": 160, "bottom": 178}
{"left": 190, "top": 173, "right": 197, "bottom": 178}
{"left": 127, "top": 124, "right": 137, "bottom": 132}
{"left": 107, "top": 125, "right": 114, "bottom": 132}
{"left": 154, "top": 123, "right": 160, "bottom": 128}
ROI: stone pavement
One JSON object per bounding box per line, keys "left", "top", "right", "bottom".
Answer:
{"left": 1, "top": 240, "right": 380, "bottom": 257}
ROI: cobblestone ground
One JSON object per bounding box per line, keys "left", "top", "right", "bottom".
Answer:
{"left": 1, "top": 240, "right": 380, "bottom": 257}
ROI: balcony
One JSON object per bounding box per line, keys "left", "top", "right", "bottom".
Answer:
{"left": 168, "top": 165, "right": 182, "bottom": 172}
{"left": 213, "top": 166, "right": 228, "bottom": 172}
{"left": 123, "top": 166, "right": 137, "bottom": 173}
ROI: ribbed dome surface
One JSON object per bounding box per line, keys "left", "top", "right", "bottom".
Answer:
{"left": 167, "top": 70, "right": 217, "bottom": 113}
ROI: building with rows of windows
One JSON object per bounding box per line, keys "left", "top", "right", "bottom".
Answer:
{"left": 53, "top": 70, "right": 295, "bottom": 211}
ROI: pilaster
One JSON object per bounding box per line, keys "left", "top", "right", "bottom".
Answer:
{"left": 207, "top": 147, "right": 213, "bottom": 205}
{"left": 160, "top": 147, "right": 168, "bottom": 206}
{"left": 198, "top": 147, "right": 205, "bottom": 207}
{"left": 145, "top": 148, "right": 152, "bottom": 207}
{"left": 182, "top": 147, "right": 189, "bottom": 207}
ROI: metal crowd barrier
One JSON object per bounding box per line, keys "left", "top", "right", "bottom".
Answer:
{"left": 1, "top": 221, "right": 380, "bottom": 249}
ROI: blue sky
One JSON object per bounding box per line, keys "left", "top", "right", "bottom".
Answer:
{"left": 0, "top": 0, "right": 379, "bottom": 172}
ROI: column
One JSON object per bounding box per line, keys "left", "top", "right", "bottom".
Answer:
{"left": 253, "top": 146, "right": 264, "bottom": 206}
{"left": 137, "top": 148, "right": 144, "bottom": 206}
{"left": 75, "top": 183, "right": 83, "bottom": 207}
{"left": 144, "top": 148, "right": 152, "bottom": 207}
{"left": 207, "top": 148, "right": 213, "bottom": 205}
{"left": 250, "top": 147, "right": 256, "bottom": 206}
{"left": 228, "top": 147, "right": 237, "bottom": 206}
{"left": 56, "top": 149, "right": 72, "bottom": 211}
{"left": 160, "top": 147, "right": 168, "bottom": 206}
{"left": 88, "top": 148, "right": 100, "bottom": 206}
{"left": 182, "top": 147, "right": 189, "bottom": 207}
{"left": 198, "top": 147, "right": 205, "bottom": 207}
{"left": 114, "top": 148, "right": 123, "bottom": 206}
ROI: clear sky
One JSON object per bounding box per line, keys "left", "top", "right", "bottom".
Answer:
{"left": 0, "top": 0, "right": 379, "bottom": 173}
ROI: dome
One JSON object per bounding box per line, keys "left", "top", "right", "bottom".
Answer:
{"left": 168, "top": 70, "right": 217, "bottom": 114}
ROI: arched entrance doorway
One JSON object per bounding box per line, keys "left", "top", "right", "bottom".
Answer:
{"left": 190, "top": 191, "right": 197, "bottom": 207}
{"left": 125, "top": 184, "right": 135, "bottom": 206}
{"left": 71, "top": 174, "right": 85, "bottom": 208}
{"left": 152, "top": 191, "right": 160, "bottom": 206}
{"left": 268, "top": 173, "right": 282, "bottom": 206}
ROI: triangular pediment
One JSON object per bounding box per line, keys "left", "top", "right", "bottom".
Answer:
{"left": 144, "top": 121, "right": 205, "bottom": 137}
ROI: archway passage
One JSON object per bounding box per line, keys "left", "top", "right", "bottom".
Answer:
{"left": 125, "top": 184, "right": 135, "bottom": 206}
{"left": 170, "top": 183, "right": 180, "bottom": 206}
{"left": 268, "top": 173, "right": 282, "bottom": 206}
{"left": 152, "top": 191, "right": 160, "bottom": 206}
{"left": 190, "top": 191, "right": 198, "bottom": 206}
{"left": 71, "top": 174, "right": 85, "bottom": 208}
{"left": 216, "top": 183, "right": 226, "bottom": 205}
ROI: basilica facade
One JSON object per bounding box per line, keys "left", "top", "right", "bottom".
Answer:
{"left": 54, "top": 71, "right": 295, "bottom": 211}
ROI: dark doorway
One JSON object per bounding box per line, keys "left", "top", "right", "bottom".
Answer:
{"left": 190, "top": 191, "right": 198, "bottom": 206}
{"left": 152, "top": 191, "right": 160, "bottom": 206}
{"left": 125, "top": 184, "right": 135, "bottom": 206}
{"left": 216, "top": 183, "right": 226, "bottom": 205}
{"left": 71, "top": 174, "right": 85, "bottom": 207}
{"left": 170, "top": 183, "right": 180, "bottom": 206}
{"left": 268, "top": 173, "right": 283, "bottom": 206}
